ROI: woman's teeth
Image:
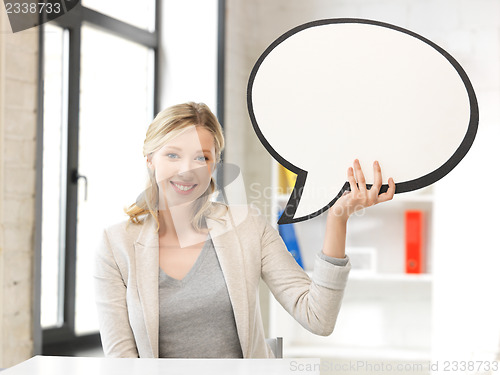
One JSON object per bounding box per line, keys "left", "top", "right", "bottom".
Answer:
{"left": 173, "top": 183, "right": 195, "bottom": 191}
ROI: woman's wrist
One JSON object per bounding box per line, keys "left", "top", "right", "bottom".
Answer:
{"left": 322, "top": 213, "right": 348, "bottom": 258}
{"left": 327, "top": 208, "right": 349, "bottom": 226}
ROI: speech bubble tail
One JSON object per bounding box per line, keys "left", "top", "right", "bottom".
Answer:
{"left": 278, "top": 180, "right": 394, "bottom": 224}
{"left": 277, "top": 172, "right": 307, "bottom": 224}
{"left": 278, "top": 177, "right": 350, "bottom": 224}
{"left": 277, "top": 180, "right": 398, "bottom": 224}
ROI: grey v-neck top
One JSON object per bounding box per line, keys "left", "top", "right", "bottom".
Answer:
{"left": 158, "top": 234, "right": 349, "bottom": 358}
{"left": 158, "top": 235, "right": 244, "bottom": 358}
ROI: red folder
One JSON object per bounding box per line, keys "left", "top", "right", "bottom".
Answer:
{"left": 405, "top": 210, "right": 424, "bottom": 274}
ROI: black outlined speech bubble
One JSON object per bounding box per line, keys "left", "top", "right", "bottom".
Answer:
{"left": 247, "top": 18, "right": 478, "bottom": 224}
{"left": 3, "top": 1, "right": 80, "bottom": 33}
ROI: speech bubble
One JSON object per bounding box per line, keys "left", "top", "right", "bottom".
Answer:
{"left": 247, "top": 18, "right": 478, "bottom": 224}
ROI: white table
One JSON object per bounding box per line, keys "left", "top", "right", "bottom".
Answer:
{"left": 2, "top": 356, "right": 321, "bottom": 374}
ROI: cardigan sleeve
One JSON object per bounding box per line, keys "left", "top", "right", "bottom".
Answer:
{"left": 317, "top": 251, "right": 350, "bottom": 267}
{"left": 257, "top": 209, "right": 350, "bottom": 336}
{"left": 94, "top": 228, "right": 139, "bottom": 358}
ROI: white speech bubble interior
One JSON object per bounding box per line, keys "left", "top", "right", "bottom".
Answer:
{"left": 248, "top": 19, "right": 477, "bottom": 223}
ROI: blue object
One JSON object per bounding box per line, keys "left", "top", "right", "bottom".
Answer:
{"left": 277, "top": 209, "right": 304, "bottom": 268}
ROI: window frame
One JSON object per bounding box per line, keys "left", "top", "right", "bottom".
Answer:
{"left": 35, "top": 0, "right": 161, "bottom": 352}
{"left": 34, "top": 0, "right": 226, "bottom": 354}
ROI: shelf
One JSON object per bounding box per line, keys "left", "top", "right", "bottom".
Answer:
{"left": 271, "top": 159, "right": 435, "bottom": 362}
{"left": 394, "top": 194, "right": 433, "bottom": 203}
{"left": 303, "top": 270, "right": 432, "bottom": 283}
{"left": 283, "top": 345, "right": 431, "bottom": 362}
{"left": 348, "top": 272, "right": 433, "bottom": 283}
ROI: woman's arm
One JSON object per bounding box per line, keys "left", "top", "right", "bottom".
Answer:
{"left": 94, "top": 229, "right": 139, "bottom": 358}
{"left": 261, "top": 160, "right": 395, "bottom": 336}
{"left": 322, "top": 159, "right": 396, "bottom": 258}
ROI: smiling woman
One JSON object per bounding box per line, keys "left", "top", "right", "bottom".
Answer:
{"left": 93, "top": 101, "right": 394, "bottom": 359}
{"left": 124, "top": 102, "right": 224, "bottom": 233}
{"left": 149, "top": 127, "right": 215, "bottom": 205}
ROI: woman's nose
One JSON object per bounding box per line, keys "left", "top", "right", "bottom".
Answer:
{"left": 178, "top": 159, "right": 196, "bottom": 176}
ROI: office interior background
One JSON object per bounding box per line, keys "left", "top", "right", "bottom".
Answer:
{"left": 1, "top": 0, "right": 500, "bottom": 370}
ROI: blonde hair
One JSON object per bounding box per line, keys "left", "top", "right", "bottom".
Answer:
{"left": 124, "top": 102, "right": 226, "bottom": 231}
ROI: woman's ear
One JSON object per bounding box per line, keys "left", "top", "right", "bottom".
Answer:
{"left": 146, "top": 155, "right": 154, "bottom": 171}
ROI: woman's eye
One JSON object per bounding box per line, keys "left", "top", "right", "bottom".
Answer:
{"left": 166, "top": 153, "right": 179, "bottom": 159}
{"left": 196, "top": 156, "right": 209, "bottom": 162}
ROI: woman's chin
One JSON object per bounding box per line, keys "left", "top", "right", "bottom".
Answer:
{"left": 165, "top": 192, "right": 207, "bottom": 209}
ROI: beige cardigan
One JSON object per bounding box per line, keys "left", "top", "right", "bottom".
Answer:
{"left": 94, "top": 204, "right": 351, "bottom": 358}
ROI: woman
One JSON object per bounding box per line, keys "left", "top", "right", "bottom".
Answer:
{"left": 94, "top": 102, "right": 395, "bottom": 358}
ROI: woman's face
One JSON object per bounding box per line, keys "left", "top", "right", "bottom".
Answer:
{"left": 148, "top": 125, "right": 216, "bottom": 208}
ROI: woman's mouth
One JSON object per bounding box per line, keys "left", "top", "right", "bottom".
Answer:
{"left": 170, "top": 181, "right": 197, "bottom": 194}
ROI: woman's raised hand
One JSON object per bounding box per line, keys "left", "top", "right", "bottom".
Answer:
{"left": 329, "top": 159, "right": 396, "bottom": 221}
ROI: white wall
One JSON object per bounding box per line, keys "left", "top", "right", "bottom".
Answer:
{"left": 225, "top": 0, "right": 500, "bottom": 362}
{"left": 158, "top": 0, "right": 219, "bottom": 113}
{"left": 0, "top": 10, "right": 38, "bottom": 368}
{"left": 157, "top": 0, "right": 500, "bottom": 360}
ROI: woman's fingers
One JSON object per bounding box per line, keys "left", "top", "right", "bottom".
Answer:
{"left": 347, "top": 166, "right": 358, "bottom": 193}
{"left": 354, "top": 159, "right": 367, "bottom": 191}
{"left": 342, "top": 159, "right": 395, "bottom": 216}
{"left": 347, "top": 159, "right": 394, "bottom": 200}
{"left": 372, "top": 160, "right": 382, "bottom": 193}
{"left": 378, "top": 177, "right": 396, "bottom": 202}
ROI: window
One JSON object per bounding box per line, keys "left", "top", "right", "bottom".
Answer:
{"left": 82, "top": 0, "right": 156, "bottom": 31}
{"left": 38, "top": 2, "right": 159, "bottom": 349}
{"left": 41, "top": 24, "right": 69, "bottom": 329}
{"left": 75, "top": 23, "right": 154, "bottom": 334}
